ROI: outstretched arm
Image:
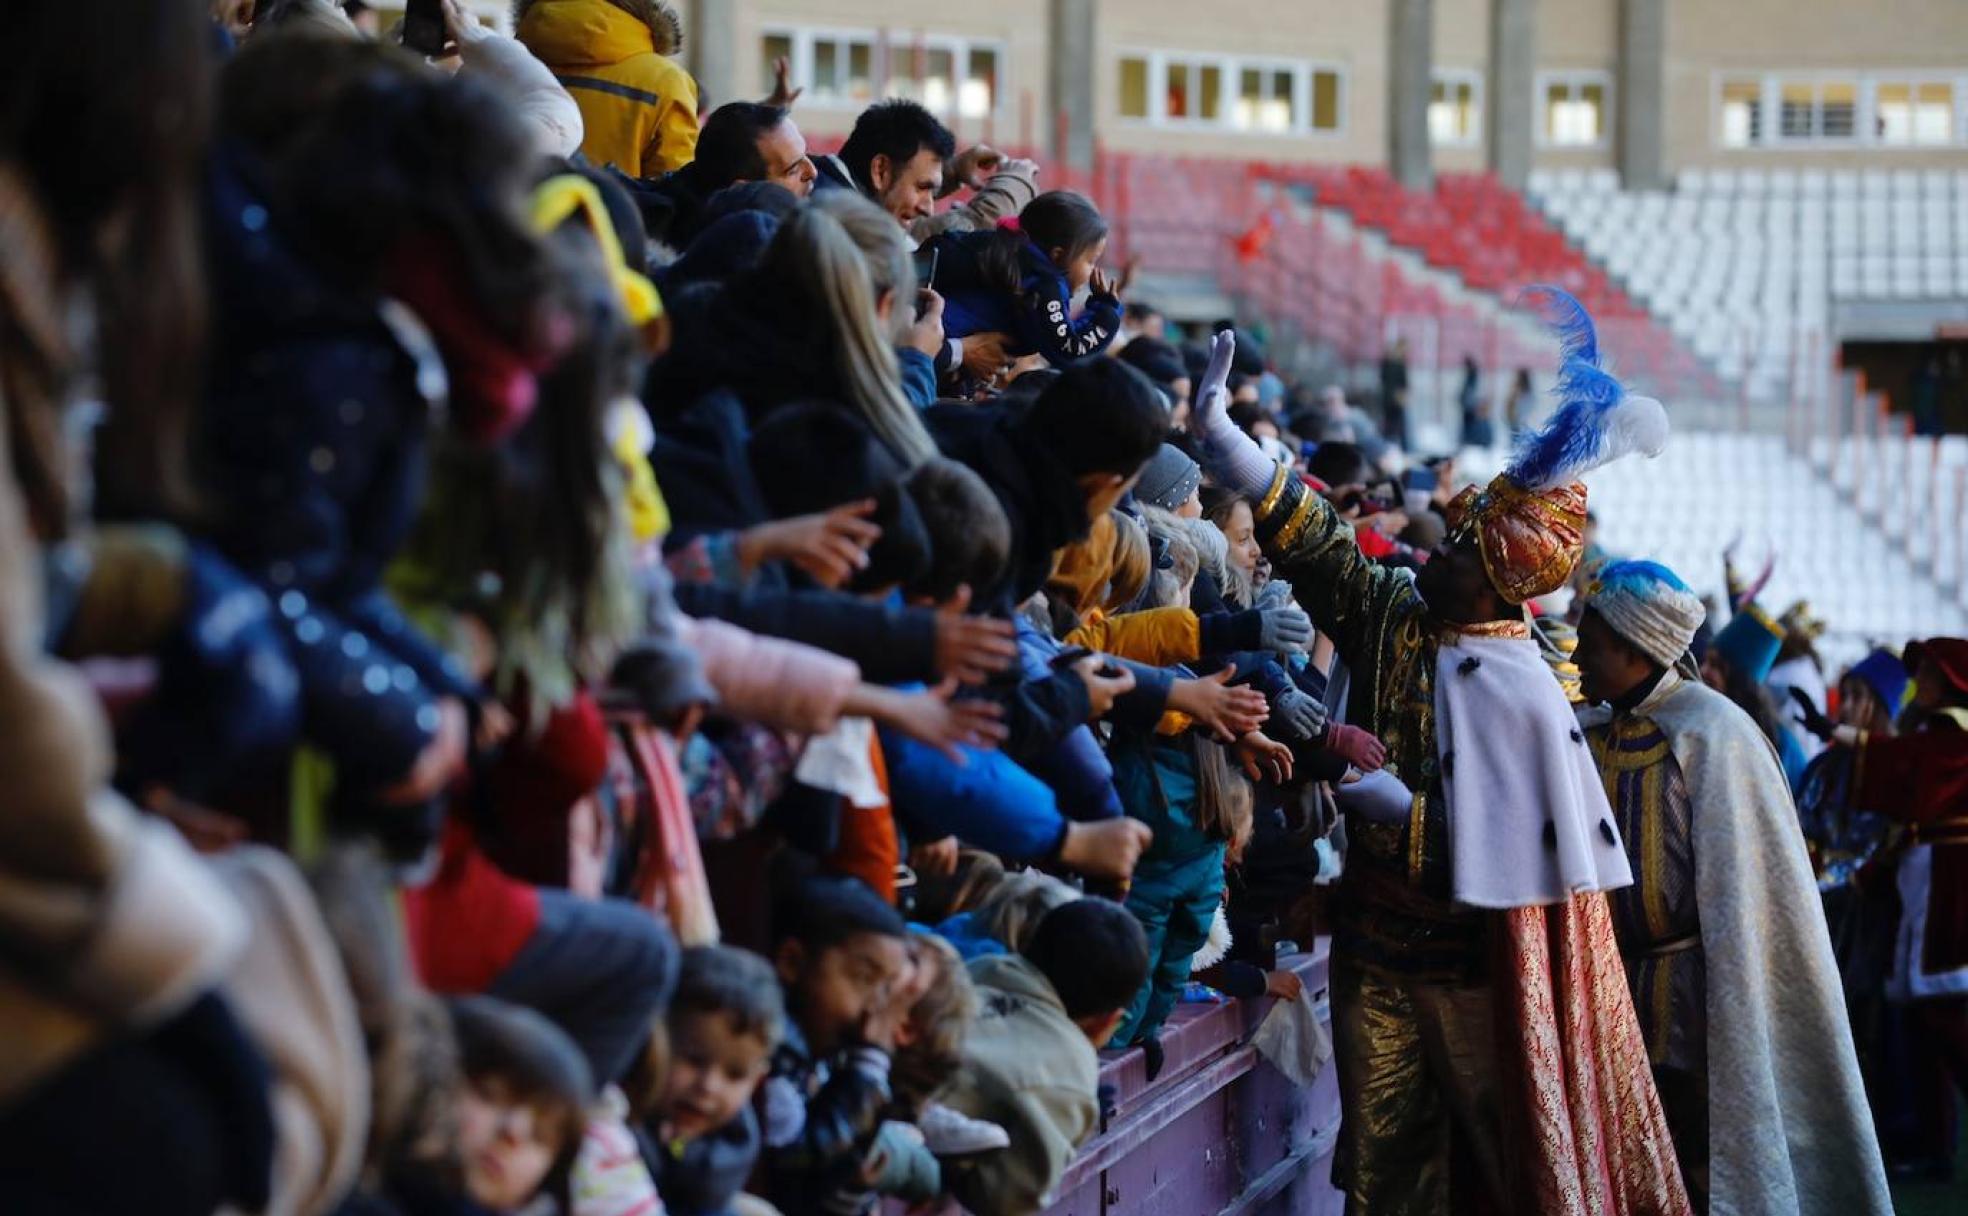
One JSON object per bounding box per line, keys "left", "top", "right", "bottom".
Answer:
{"left": 1188, "top": 330, "right": 1415, "bottom": 663}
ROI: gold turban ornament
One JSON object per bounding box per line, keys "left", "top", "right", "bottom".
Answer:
{"left": 1446, "top": 288, "right": 1670, "bottom": 606}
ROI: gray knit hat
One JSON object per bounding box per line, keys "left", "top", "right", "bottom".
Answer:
{"left": 1135, "top": 444, "right": 1202, "bottom": 512}
{"left": 1585, "top": 560, "right": 1707, "bottom": 671}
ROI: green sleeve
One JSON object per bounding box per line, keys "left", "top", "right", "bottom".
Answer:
{"left": 1249, "top": 464, "right": 1417, "bottom": 672}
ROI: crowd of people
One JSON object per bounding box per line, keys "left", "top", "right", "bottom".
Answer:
{"left": 3, "top": 2, "right": 1965, "bottom": 1215}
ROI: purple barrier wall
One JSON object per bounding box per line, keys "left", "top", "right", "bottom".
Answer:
{"left": 1039, "top": 940, "right": 1344, "bottom": 1216}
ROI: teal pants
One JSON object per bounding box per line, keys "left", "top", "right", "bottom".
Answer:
{"left": 1113, "top": 843, "right": 1227, "bottom": 1047}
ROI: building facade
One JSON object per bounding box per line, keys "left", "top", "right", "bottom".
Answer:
{"left": 675, "top": 0, "right": 1967, "bottom": 184}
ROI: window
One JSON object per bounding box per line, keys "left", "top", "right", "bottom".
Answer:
{"left": 761, "top": 33, "right": 793, "bottom": 90}
{"left": 1117, "top": 51, "right": 1344, "bottom": 135}
{"left": 1713, "top": 71, "right": 1964, "bottom": 149}
{"left": 1777, "top": 79, "right": 1858, "bottom": 141}
{"left": 1165, "top": 58, "right": 1223, "bottom": 122}
{"left": 1876, "top": 80, "right": 1955, "bottom": 145}
{"left": 886, "top": 38, "right": 1004, "bottom": 119}
{"left": 761, "top": 29, "right": 1002, "bottom": 118}
{"left": 1119, "top": 56, "right": 1150, "bottom": 119}
{"left": 1310, "top": 68, "right": 1342, "bottom": 132}
{"left": 1718, "top": 78, "right": 1762, "bottom": 147}
{"left": 1235, "top": 65, "right": 1296, "bottom": 133}
{"left": 780, "top": 30, "right": 875, "bottom": 107}
{"left": 1539, "top": 73, "right": 1609, "bottom": 147}
{"left": 1430, "top": 72, "right": 1481, "bottom": 146}
{"left": 963, "top": 47, "right": 998, "bottom": 119}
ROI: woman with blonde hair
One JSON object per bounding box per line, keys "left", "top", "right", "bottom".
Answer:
{"left": 648, "top": 190, "right": 938, "bottom": 466}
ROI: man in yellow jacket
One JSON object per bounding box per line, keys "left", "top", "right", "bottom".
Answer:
{"left": 516, "top": 0, "right": 698, "bottom": 176}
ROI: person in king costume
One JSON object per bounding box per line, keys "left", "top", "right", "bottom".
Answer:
{"left": 1190, "top": 290, "right": 1688, "bottom": 1215}
{"left": 1570, "top": 560, "right": 1891, "bottom": 1214}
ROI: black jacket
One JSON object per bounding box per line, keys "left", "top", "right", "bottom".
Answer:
{"left": 651, "top": 1106, "right": 761, "bottom": 1216}
{"left": 644, "top": 274, "right": 851, "bottom": 434}
{"left": 925, "top": 402, "right": 1094, "bottom": 615}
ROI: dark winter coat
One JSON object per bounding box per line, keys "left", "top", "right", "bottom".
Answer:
{"left": 923, "top": 231, "right": 1121, "bottom": 365}
{"left": 198, "top": 145, "right": 478, "bottom": 788}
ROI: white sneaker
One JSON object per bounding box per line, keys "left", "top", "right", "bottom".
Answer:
{"left": 917, "top": 1102, "right": 1011, "bottom": 1156}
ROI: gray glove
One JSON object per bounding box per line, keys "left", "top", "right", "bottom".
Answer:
{"left": 1257, "top": 604, "right": 1314, "bottom": 656}
{"left": 1270, "top": 685, "right": 1329, "bottom": 742}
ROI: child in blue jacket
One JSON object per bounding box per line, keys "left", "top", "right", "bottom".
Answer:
{"left": 924, "top": 191, "right": 1123, "bottom": 368}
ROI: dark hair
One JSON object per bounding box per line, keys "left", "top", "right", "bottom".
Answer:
{"left": 1000, "top": 367, "right": 1061, "bottom": 405}
{"left": 906, "top": 458, "right": 1011, "bottom": 603}
{"left": 1714, "top": 654, "right": 1790, "bottom": 753}
{"left": 772, "top": 874, "right": 908, "bottom": 951}
{"left": 246, "top": 42, "right": 555, "bottom": 352}
{"left": 838, "top": 99, "right": 954, "bottom": 194}
{"left": 671, "top": 945, "right": 785, "bottom": 1051}
{"left": 694, "top": 102, "right": 790, "bottom": 191}
{"left": 1228, "top": 399, "right": 1268, "bottom": 431}
{"left": 3, "top": 0, "right": 212, "bottom": 532}
{"left": 1123, "top": 301, "right": 1163, "bottom": 324}
{"left": 1020, "top": 359, "right": 1169, "bottom": 479}
{"left": 450, "top": 996, "right": 595, "bottom": 1159}
{"left": 749, "top": 404, "right": 932, "bottom": 593}
{"left": 979, "top": 191, "right": 1108, "bottom": 294}
{"left": 1117, "top": 337, "right": 1187, "bottom": 389}
{"left": 699, "top": 180, "right": 802, "bottom": 229}
{"left": 1307, "top": 441, "right": 1369, "bottom": 488}
{"left": 1023, "top": 898, "right": 1149, "bottom": 1021}
{"left": 1199, "top": 484, "right": 1248, "bottom": 527}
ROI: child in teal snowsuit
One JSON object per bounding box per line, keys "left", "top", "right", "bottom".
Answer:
{"left": 1109, "top": 729, "right": 1241, "bottom": 1051}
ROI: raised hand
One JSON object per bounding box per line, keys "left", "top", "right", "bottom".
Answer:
{"left": 765, "top": 55, "right": 804, "bottom": 109}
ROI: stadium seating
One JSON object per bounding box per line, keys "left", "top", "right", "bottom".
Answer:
{"left": 1585, "top": 431, "right": 1968, "bottom": 672}
{"left": 1530, "top": 168, "right": 1968, "bottom": 404}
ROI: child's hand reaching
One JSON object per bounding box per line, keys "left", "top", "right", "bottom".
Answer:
{"left": 1169, "top": 667, "right": 1269, "bottom": 742}
{"left": 1058, "top": 818, "right": 1153, "bottom": 882}
{"left": 859, "top": 679, "right": 1008, "bottom": 761}
{"left": 1088, "top": 267, "right": 1122, "bottom": 300}
{"left": 1233, "top": 730, "right": 1294, "bottom": 784}
{"left": 738, "top": 500, "right": 882, "bottom": 587}
{"left": 932, "top": 586, "right": 1018, "bottom": 684}
{"left": 1322, "top": 721, "right": 1387, "bottom": 773}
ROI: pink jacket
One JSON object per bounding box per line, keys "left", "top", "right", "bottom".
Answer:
{"left": 678, "top": 616, "right": 860, "bottom": 735}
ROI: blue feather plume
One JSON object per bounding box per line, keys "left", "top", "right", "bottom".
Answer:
{"left": 1506, "top": 285, "right": 1663, "bottom": 490}
{"left": 1597, "top": 559, "right": 1691, "bottom": 595}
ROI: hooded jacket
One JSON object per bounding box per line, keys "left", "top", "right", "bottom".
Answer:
{"left": 879, "top": 717, "right": 1072, "bottom": 863}
{"left": 516, "top": 0, "right": 698, "bottom": 177}
{"left": 925, "top": 230, "right": 1121, "bottom": 366}
{"left": 939, "top": 954, "right": 1100, "bottom": 1216}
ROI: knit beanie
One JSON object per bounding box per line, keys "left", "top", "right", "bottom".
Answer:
{"left": 1847, "top": 649, "right": 1909, "bottom": 714}
{"left": 1134, "top": 444, "right": 1203, "bottom": 513}
{"left": 1585, "top": 560, "right": 1707, "bottom": 671}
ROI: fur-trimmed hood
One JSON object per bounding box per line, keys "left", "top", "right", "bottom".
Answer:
{"left": 514, "top": 0, "right": 681, "bottom": 56}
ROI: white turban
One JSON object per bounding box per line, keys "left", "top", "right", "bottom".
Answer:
{"left": 1586, "top": 560, "right": 1706, "bottom": 670}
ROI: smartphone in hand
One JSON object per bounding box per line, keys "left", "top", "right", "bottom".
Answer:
{"left": 402, "top": 0, "right": 448, "bottom": 56}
